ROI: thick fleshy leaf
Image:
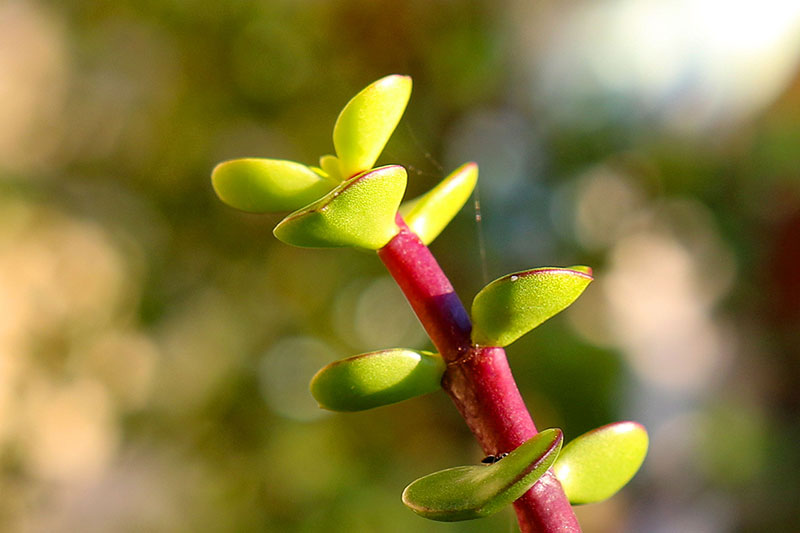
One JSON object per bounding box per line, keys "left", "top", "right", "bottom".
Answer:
{"left": 471, "top": 267, "right": 593, "bottom": 347}
{"left": 402, "top": 429, "right": 563, "bottom": 522}
{"left": 310, "top": 349, "right": 445, "bottom": 411}
{"left": 400, "top": 162, "right": 478, "bottom": 245}
{"left": 553, "top": 421, "right": 648, "bottom": 505}
{"left": 211, "top": 158, "right": 337, "bottom": 213}
{"left": 333, "top": 75, "right": 412, "bottom": 178}
{"left": 273, "top": 165, "right": 407, "bottom": 250}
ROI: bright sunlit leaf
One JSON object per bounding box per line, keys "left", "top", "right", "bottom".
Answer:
{"left": 310, "top": 348, "right": 445, "bottom": 411}
{"left": 402, "top": 429, "right": 563, "bottom": 522}
{"left": 471, "top": 267, "right": 593, "bottom": 347}
{"left": 400, "top": 162, "right": 478, "bottom": 245}
{"left": 333, "top": 75, "right": 412, "bottom": 179}
{"left": 273, "top": 165, "right": 407, "bottom": 250}
{"left": 553, "top": 421, "right": 648, "bottom": 505}
{"left": 212, "top": 158, "right": 338, "bottom": 213}
{"left": 319, "top": 154, "right": 343, "bottom": 182}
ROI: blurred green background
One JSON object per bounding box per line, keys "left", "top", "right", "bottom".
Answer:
{"left": 2, "top": 1, "right": 800, "bottom": 531}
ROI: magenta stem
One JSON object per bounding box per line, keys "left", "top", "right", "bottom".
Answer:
{"left": 378, "top": 219, "right": 580, "bottom": 533}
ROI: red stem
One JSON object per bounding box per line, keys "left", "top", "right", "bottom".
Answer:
{"left": 378, "top": 218, "right": 581, "bottom": 533}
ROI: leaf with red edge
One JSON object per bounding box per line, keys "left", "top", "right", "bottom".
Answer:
{"left": 471, "top": 267, "right": 593, "bottom": 347}
{"left": 402, "top": 429, "right": 563, "bottom": 521}
{"left": 273, "top": 165, "right": 407, "bottom": 250}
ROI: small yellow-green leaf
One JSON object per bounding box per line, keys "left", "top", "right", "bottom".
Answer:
{"left": 402, "top": 429, "right": 563, "bottom": 522}
{"left": 310, "top": 348, "right": 445, "bottom": 411}
{"left": 333, "top": 75, "right": 412, "bottom": 178}
{"left": 319, "top": 154, "right": 343, "bottom": 182}
{"left": 553, "top": 421, "right": 648, "bottom": 505}
{"left": 211, "top": 158, "right": 337, "bottom": 213}
{"left": 471, "top": 267, "right": 593, "bottom": 347}
{"left": 400, "top": 162, "right": 478, "bottom": 245}
{"left": 273, "top": 165, "right": 407, "bottom": 250}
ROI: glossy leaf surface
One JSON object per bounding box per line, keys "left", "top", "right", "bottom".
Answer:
{"left": 211, "top": 158, "right": 337, "bottom": 213}
{"left": 402, "top": 429, "right": 563, "bottom": 522}
{"left": 310, "top": 349, "right": 445, "bottom": 411}
{"left": 401, "top": 162, "right": 478, "bottom": 245}
{"left": 333, "top": 75, "right": 412, "bottom": 178}
{"left": 273, "top": 165, "right": 407, "bottom": 250}
{"left": 471, "top": 267, "right": 593, "bottom": 347}
{"left": 553, "top": 421, "right": 648, "bottom": 505}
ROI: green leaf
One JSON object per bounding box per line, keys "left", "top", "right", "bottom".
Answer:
{"left": 400, "top": 162, "right": 478, "bottom": 245}
{"left": 553, "top": 421, "right": 648, "bottom": 505}
{"left": 273, "top": 165, "right": 407, "bottom": 250}
{"left": 333, "top": 75, "right": 412, "bottom": 179}
{"left": 402, "top": 429, "right": 563, "bottom": 522}
{"left": 319, "top": 154, "right": 343, "bottom": 182}
{"left": 471, "top": 267, "right": 593, "bottom": 347}
{"left": 310, "top": 348, "right": 445, "bottom": 411}
{"left": 211, "top": 158, "right": 337, "bottom": 213}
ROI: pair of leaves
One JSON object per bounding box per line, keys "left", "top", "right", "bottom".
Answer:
{"left": 213, "top": 75, "right": 478, "bottom": 250}
{"left": 211, "top": 75, "right": 415, "bottom": 250}
{"left": 214, "top": 161, "right": 407, "bottom": 250}
{"left": 310, "top": 267, "right": 595, "bottom": 411}
{"left": 310, "top": 346, "right": 647, "bottom": 520}
{"left": 213, "top": 75, "right": 411, "bottom": 212}
{"left": 330, "top": 73, "right": 480, "bottom": 244}
{"left": 269, "top": 159, "right": 477, "bottom": 250}
{"left": 402, "top": 421, "right": 649, "bottom": 523}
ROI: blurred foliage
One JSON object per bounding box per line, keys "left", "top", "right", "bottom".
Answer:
{"left": 1, "top": 0, "right": 800, "bottom": 532}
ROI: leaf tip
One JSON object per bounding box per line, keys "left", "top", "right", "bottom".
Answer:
{"left": 567, "top": 265, "right": 594, "bottom": 279}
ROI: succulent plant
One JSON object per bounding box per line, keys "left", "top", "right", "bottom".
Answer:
{"left": 212, "top": 75, "right": 648, "bottom": 532}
